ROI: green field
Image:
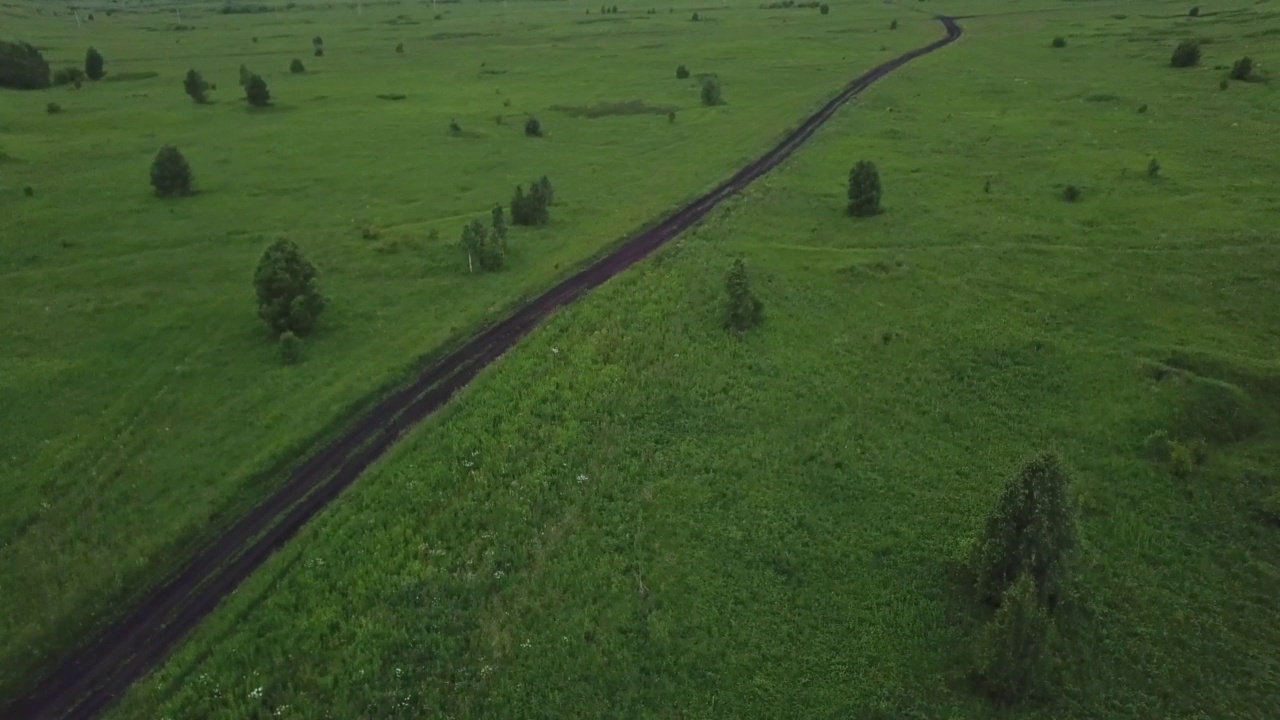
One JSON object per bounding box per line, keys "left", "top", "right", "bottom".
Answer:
{"left": 0, "top": 0, "right": 943, "bottom": 699}
{"left": 79, "top": 0, "right": 1280, "bottom": 717}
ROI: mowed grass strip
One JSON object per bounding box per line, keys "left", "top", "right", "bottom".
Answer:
{"left": 106, "top": 2, "right": 1280, "bottom": 718}
{"left": 0, "top": 0, "right": 931, "bottom": 700}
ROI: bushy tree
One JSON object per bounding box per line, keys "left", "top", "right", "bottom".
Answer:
{"left": 150, "top": 145, "right": 194, "bottom": 198}
{"left": 183, "top": 69, "right": 209, "bottom": 103}
{"left": 969, "top": 452, "right": 1076, "bottom": 607}
{"left": 724, "top": 257, "right": 763, "bottom": 332}
{"left": 971, "top": 574, "right": 1050, "bottom": 701}
{"left": 701, "top": 76, "right": 722, "bottom": 105}
{"left": 254, "top": 239, "right": 327, "bottom": 336}
{"left": 84, "top": 47, "right": 105, "bottom": 80}
{"left": 1170, "top": 40, "right": 1200, "bottom": 67}
{"left": 245, "top": 74, "right": 270, "bottom": 106}
{"left": 847, "top": 160, "right": 882, "bottom": 217}
{"left": 1230, "top": 55, "right": 1253, "bottom": 80}
{"left": 0, "top": 40, "right": 51, "bottom": 89}
{"left": 290, "top": 58, "right": 306, "bottom": 73}
{"left": 1051, "top": 36, "right": 1066, "bottom": 48}
{"left": 525, "top": 116, "right": 543, "bottom": 137}
{"left": 448, "top": 118, "right": 462, "bottom": 134}
{"left": 676, "top": 64, "right": 690, "bottom": 79}
{"left": 511, "top": 181, "right": 551, "bottom": 226}
{"left": 460, "top": 218, "right": 503, "bottom": 272}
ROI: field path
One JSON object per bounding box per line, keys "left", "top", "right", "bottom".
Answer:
{"left": 4, "top": 16, "right": 962, "bottom": 720}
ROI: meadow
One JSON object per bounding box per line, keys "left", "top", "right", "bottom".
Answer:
{"left": 85, "top": 0, "right": 1280, "bottom": 718}
{"left": 0, "top": 0, "right": 945, "bottom": 701}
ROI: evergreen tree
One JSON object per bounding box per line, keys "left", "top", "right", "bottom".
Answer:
{"left": 183, "top": 69, "right": 209, "bottom": 103}
{"left": 245, "top": 74, "right": 270, "bottom": 106}
{"left": 847, "top": 160, "right": 882, "bottom": 217}
{"left": 84, "top": 46, "right": 105, "bottom": 80}
{"left": 150, "top": 145, "right": 194, "bottom": 198}
{"left": 253, "top": 239, "right": 327, "bottom": 336}
{"left": 724, "top": 257, "right": 763, "bottom": 332}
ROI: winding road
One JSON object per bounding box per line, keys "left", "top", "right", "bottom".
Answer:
{"left": 3, "top": 16, "right": 962, "bottom": 720}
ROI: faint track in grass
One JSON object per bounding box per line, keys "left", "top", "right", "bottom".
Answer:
{"left": 2, "top": 16, "right": 962, "bottom": 720}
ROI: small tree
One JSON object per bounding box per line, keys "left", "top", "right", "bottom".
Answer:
{"left": 245, "top": 74, "right": 270, "bottom": 106}
{"left": 537, "top": 175, "right": 555, "bottom": 205}
{"left": 395, "top": 42, "right": 404, "bottom": 54}
{"left": 254, "top": 239, "right": 327, "bottom": 336}
{"left": 847, "top": 160, "right": 882, "bottom": 217}
{"left": 724, "top": 257, "right": 763, "bottom": 332}
{"left": 490, "top": 203, "right": 508, "bottom": 254}
{"left": 0, "top": 40, "right": 51, "bottom": 89}
{"left": 312, "top": 35, "right": 324, "bottom": 48}
{"left": 314, "top": 46, "right": 324, "bottom": 57}
{"left": 449, "top": 119, "right": 462, "bottom": 135}
{"left": 676, "top": 64, "right": 690, "bottom": 79}
{"left": 971, "top": 574, "right": 1050, "bottom": 701}
{"left": 1062, "top": 184, "right": 1081, "bottom": 202}
{"left": 460, "top": 218, "right": 503, "bottom": 272}
{"left": 1147, "top": 158, "right": 1161, "bottom": 178}
{"left": 1051, "top": 36, "right": 1066, "bottom": 48}
{"left": 890, "top": 18, "right": 897, "bottom": 29}
{"left": 691, "top": 11, "right": 700, "bottom": 21}
{"left": 700, "top": 77, "right": 722, "bottom": 106}
{"left": 1188, "top": 6, "right": 1200, "bottom": 16}
{"left": 46, "top": 102, "right": 62, "bottom": 114}
{"left": 183, "top": 69, "right": 209, "bottom": 103}
{"left": 511, "top": 182, "right": 550, "bottom": 226}
{"left": 290, "top": 59, "right": 306, "bottom": 73}
{"left": 239, "top": 64, "right": 253, "bottom": 86}
{"left": 84, "top": 47, "right": 105, "bottom": 80}
{"left": 820, "top": 4, "right": 830, "bottom": 15}
{"left": 278, "top": 331, "right": 303, "bottom": 365}
{"left": 1170, "top": 40, "right": 1200, "bottom": 68}
{"left": 525, "top": 116, "right": 543, "bottom": 137}
{"left": 1230, "top": 56, "right": 1253, "bottom": 80}
{"left": 969, "top": 452, "right": 1076, "bottom": 607}
{"left": 150, "top": 145, "right": 194, "bottom": 198}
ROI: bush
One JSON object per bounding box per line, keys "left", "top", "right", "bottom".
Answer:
{"left": 24, "top": 186, "right": 34, "bottom": 197}
{"left": 890, "top": 19, "right": 897, "bottom": 29}
{"left": 1230, "top": 56, "right": 1253, "bottom": 80}
{"left": 490, "top": 203, "right": 508, "bottom": 254}
{"left": 290, "top": 58, "right": 305, "bottom": 73}
{"left": 691, "top": 11, "right": 700, "bottom": 21}
{"left": 676, "top": 64, "right": 690, "bottom": 79}
{"left": 245, "top": 74, "right": 270, "bottom": 106}
{"left": 46, "top": 102, "right": 61, "bottom": 114}
{"left": 668, "top": 110, "right": 676, "bottom": 123}
{"left": 150, "top": 146, "right": 194, "bottom": 198}
{"left": 1138, "top": 103, "right": 1148, "bottom": 113}
{"left": 278, "top": 331, "right": 303, "bottom": 365}
{"left": 183, "top": 68, "right": 209, "bottom": 103}
{"left": 395, "top": 42, "right": 404, "bottom": 54}
{"left": 971, "top": 574, "right": 1050, "bottom": 701}
{"left": 1170, "top": 442, "right": 1195, "bottom": 478}
{"left": 724, "top": 257, "right": 764, "bottom": 332}
{"left": 1220, "top": 78, "right": 1229, "bottom": 90}
{"left": 312, "top": 35, "right": 323, "bottom": 48}
{"left": 1051, "top": 36, "right": 1066, "bottom": 48}
{"left": 314, "top": 47, "right": 324, "bottom": 57}
{"left": 510, "top": 181, "right": 551, "bottom": 226}
{"left": 254, "top": 239, "right": 327, "bottom": 336}
{"left": 1147, "top": 158, "right": 1160, "bottom": 178}
{"left": 1062, "top": 184, "right": 1081, "bottom": 202}
{"left": 537, "top": 175, "right": 555, "bottom": 205}
{"left": 969, "top": 452, "right": 1076, "bottom": 607}
{"left": 524, "top": 116, "right": 543, "bottom": 137}
{"left": 0, "top": 39, "right": 51, "bottom": 89}
{"left": 84, "top": 47, "right": 105, "bottom": 80}
{"left": 448, "top": 119, "right": 462, "bottom": 134}
{"left": 52, "top": 66, "right": 85, "bottom": 86}
{"left": 1171, "top": 40, "right": 1200, "bottom": 68}
{"left": 1188, "top": 6, "right": 1200, "bottom": 16}
{"left": 460, "top": 218, "right": 503, "bottom": 272}
{"left": 820, "top": 4, "right": 830, "bottom": 15}
{"left": 700, "top": 76, "right": 722, "bottom": 106}
{"left": 847, "top": 160, "right": 882, "bottom": 217}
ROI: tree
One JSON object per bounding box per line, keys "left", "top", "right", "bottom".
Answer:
{"left": 1188, "top": 6, "right": 1200, "bottom": 16}
{"left": 290, "top": 58, "right": 306, "bottom": 73}
{"left": 890, "top": 18, "right": 897, "bottom": 28}
{"left": 537, "top": 175, "right": 555, "bottom": 206}
{"left": 183, "top": 69, "right": 209, "bottom": 103}
{"left": 490, "top": 203, "right": 508, "bottom": 254}
{"left": 150, "top": 145, "right": 194, "bottom": 198}
{"left": 971, "top": 574, "right": 1050, "bottom": 701}
{"left": 245, "top": 74, "right": 270, "bottom": 106}
{"left": 676, "top": 64, "right": 690, "bottom": 79}
{"left": 969, "top": 452, "right": 1076, "bottom": 607}
{"left": 724, "top": 257, "right": 763, "bottom": 332}
{"left": 84, "top": 47, "right": 105, "bottom": 80}
{"left": 700, "top": 77, "right": 722, "bottom": 106}
{"left": 847, "top": 160, "right": 882, "bottom": 217}
{"left": 460, "top": 218, "right": 503, "bottom": 272}
{"left": 511, "top": 180, "right": 551, "bottom": 226}
{"left": 821, "top": 4, "right": 830, "bottom": 15}
{"left": 1230, "top": 56, "right": 1253, "bottom": 80}
{"left": 254, "top": 239, "right": 327, "bottom": 336}
{"left": 691, "top": 11, "right": 700, "bottom": 21}
{"left": 1051, "top": 36, "right": 1066, "bottom": 48}
{"left": 0, "top": 40, "right": 51, "bottom": 89}
{"left": 1170, "top": 40, "right": 1200, "bottom": 68}
{"left": 525, "top": 116, "right": 543, "bottom": 137}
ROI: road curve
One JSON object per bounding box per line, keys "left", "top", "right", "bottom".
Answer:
{"left": 4, "top": 16, "right": 962, "bottom": 720}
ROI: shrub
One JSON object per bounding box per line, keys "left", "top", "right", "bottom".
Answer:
{"left": 460, "top": 218, "right": 503, "bottom": 272}
{"left": 0, "top": 39, "right": 51, "bottom": 89}
{"left": 1219, "top": 78, "right": 1229, "bottom": 90}
{"left": 1147, "top": 158, "right": 1160, "bottom": 178}
{"left": 290, "top": 59, "right": 305, "bottom": 73}
{"left": 490, "top": 203, "right": 508, "bottom": 254}
{"left": 847, "top": 160, "right": 882, "bottom": 217}
{"left": 1171, "top": 40, "right": 1200, "bottom": 68}
{"left": 245, "top": 74, "right": 270, "bottom": 106}
{"left": 254, "top": 239, "right": 327, "bottom": 336}
{"left": 1230, "top": 56, "right": 1252, "bottom": 80}
{"left": 46, "top": 102, "right": 61, "bottom": 114}
{"left": 511, "top": 180, "right": 551, "bottom": 226}
{"left": 983, "top": 179, "right": 992, "bottom": 194}
{"left": 969, "top": 452, "right": 1076, "bottom": 607}
{"left": 278, "top": 331, "right": 303, "bottom": 365}
{"left": 314, "top": 47, "right": 324, "bottom": 57}
{"left": 537, "top": 175, "right": 555, "bottom": 205}
{"left": 691, "top": 11, "right": 700, "bottom": 21}
{"left": 395, "top": 42, "right": 404, "bottom": 54}
{"left": 238, "top": 64, "right": 252, "bottom": 86}
{"left": 84, "top": 47, "right": 105, "bottom": 80}
{"left": 820, "top": 4, "right": 830, "bottom": 15}
{"left": 700, "top": 76, "right": 722, "bottom": 106}
{"left": 448, "top": 118, "right": 462, "bottom": 134}
{"left": 1138, "top": 103, "right": 1148, "bottom": 113}
{"left": 668, "top": 110, "right": 676, "bottom": 123}
{"left": 1170, "top": 442, "right": 1195, "bottom": 477}
{"left": 524, "top": 116, "right": 543, "bottom": 137}
{"left": 1051, "top": 36, "right": 1066, "bottom": 48}
{"left": 971, "top": 574, "right": 1050, "bottom": 701}
{"left": 1260, "top": 492, "right": 1280, "bottom": 526}
{"left": 52, "top": 66, "right": 85, "bottom": 86}
{"left": 24, "top": 186, "right": 34, "bottom": 197}
{"left": 890, "top": 19, "right": 897, "bottom": 29}
{"left": 183, "top": 69, "right": 209, "bottom": 103}
{"left": 1188, "top": 6, "right": 1200, "bottom": 16}
{"left": 1062, "top": 184, "right": 1081, "bottom": 202}
{"left": 676, "top": 64, "right": 690, "bottom": 79}
{"left": 150, "top": 146, "right": 194, "bottom": 198}
{"left": 724, "top": 258, "right": 764, "bottom": 332}
{"left": 312, "top": 35, "right": 323, "bottom": 48}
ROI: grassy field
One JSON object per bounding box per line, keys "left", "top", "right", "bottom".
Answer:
{"left": 0, "top": 0, "right": 942, "bottom": 700}
{"left": 94, "top": 0, "right": 1280, "bottom": 718}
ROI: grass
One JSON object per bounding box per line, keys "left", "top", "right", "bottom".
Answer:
{"left": 0, "top": 0, "right": 940, "bottom": 702}
{"left": 103, "top": 1, "right": 1280, "bottom": 718}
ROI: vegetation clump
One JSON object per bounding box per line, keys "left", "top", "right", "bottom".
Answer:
{"left": 724, "top": 257, "right": 763, "bottom": 332}
{"left": 847, "top": 160, "right": 882, "bottom": 217}
{"left": 676, "top": 64, "right": 690, "bottom": 79}
{"left": 1171, "top": 40, "right": 1201, "bottom": 68}
{"left": 149, "top": 145, "right": 194, "bottom": 198}
{"left": 84, "top": 47, "right": 105, "bottom": 80}
{"left": 511, "top": 178, "right": 552, "bottom": 226}
{"left": 821, "top": 4, "right": 830, "bottom": 15}
{"left": 1230, "top": 56, "right": 1253, "bottom": 80}
{"left": 46, "top": 102, "right": 62, "bottom": 114}
{"left": 183, "top": 69, "right": 210, "bottom": 103}
{"left": 1063, "top": 184, "right": 1081, "bottom": 202}
{"left": 890, "top": 18, "right": 898, "bottom": 29}
{"left": 971, "top": 573, "right": 1050, "bottom": 700}
{"left": 524, "top": 116, "right": 543, "bottom": 137}
{"left": 290, "top": 59, "right": 306, "bottom": 74}
{"left": 1147, "top": 158, "right": 1161, "bottom": 178}
{"left": 460, "top": 209, "right": 506, "bottom": 273}
{"left": 254, "top": 239, "right": 327, "bottom": 337}
{"left": 245, "top": 74, "right": 271, "bottom": 106}
{"left": 0, "top": 40, "right": 51, "bottom": 89}
{"left": 1188, "top": 6, "right": 1200, "bottom": 17}
{"left": 701, "top": 76, "right": 722, "bottom": 105}
{"left": 1052, "top": 36, "right": 1066, "bottom": 48}
{"left": 52, "top": 66, "right": 85, "bottom": 86}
